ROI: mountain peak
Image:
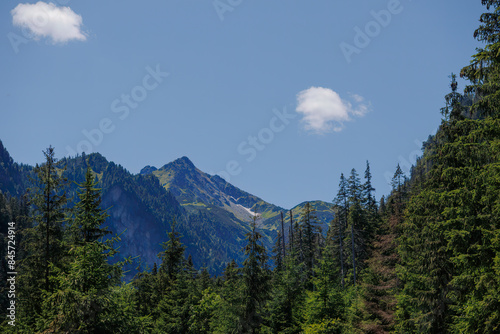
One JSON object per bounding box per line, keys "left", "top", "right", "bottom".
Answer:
{"left": 168, "top": 156, "right": 196, "bottom": 170}
{"left": 178, "top": 156, "right": 194, "bottom": 164}
{"left": 140, "top": 165, "right": 158, "bottom": 175}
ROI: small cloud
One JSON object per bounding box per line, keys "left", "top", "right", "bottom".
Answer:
{"left": 295, "top": 87, "right": 370, "bottom": 134}
{"left": 350, "top": 93, "right": 364, "bottom": 104}
{"left": 11, "top": 1, "right": 86, "bottom": 44}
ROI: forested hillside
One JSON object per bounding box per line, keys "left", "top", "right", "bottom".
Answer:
{"left": 0, "top": 144, "right": 334, "bottom": 278}
{"left": 1, "top": 0, "right": 500, "bottom": 332}
{"left": 0, "top": 148, "right": 253, "bottom": 277}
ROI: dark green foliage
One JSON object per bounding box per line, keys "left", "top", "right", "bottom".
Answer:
{"left": 397, "top": 118, "right": 500, "bottom": 333}
{"left": 15, "top": 146, "right": 68, "bottom": 327}
{"left": 158, "top": 218, "right": 186, "bottom": 281}
{"left": 359, "top": 169, "right": 403, "bottom": 333}
{"left": 153, "top": 219, "right": 191, "bottom": 333}
{"left": 70, "top": 166, "right": 111, "bottom": 245}
{"left": 268, "top": 253, "right": 306, "bottom": 333}
{"left": 188, "top": 286, "right": 221, "bottom": 334}
{"left": 39, "top": 163, "right": 127, "bottom": 333}
{"left": 394, "top": 3, "right": 500, "bottom": 332}
{"left": 59, "top": 152, "right": 186, "bottom": 279}
{"left": 362, "top": 161, "right": 377, "bottom": 216}
{"left": 333, "top": 168, "right": 374, "bottom": 288}
{"left": 461, "top": 0, "right": 500, "bottom": 118}
{"left": 5, "top": 4, "right": 500, "bottom": 329}
{"left": 306, "top": 228, "right": 346, "bottom": 330}
{"left": 133, "top": 267, "right": 158, "bottom": 317}
{"left": 211, "top": 260, "right": 244, "bottom": 333}
{"left": 154, "top": 268, "right": 197, "bottom": 334}
{"left": 333, "top": 174, "right": 348, "bottom": 289}
{"left": 300, "top": 202, "right": 321, "bottom": 281}
{"left": 440, "top": 73, "right": 471, "bottom": 121}
{"left": 241, "top": 215, "right": 271, "bottom": 333}
{"left": 0, "top": 193, "right": 29, "bottom": 322}
{"left": 0, "top": 140, "right": 31, "bottom": 198}
{"left": 272, "top": 230, "right": 284, "bottom": 272}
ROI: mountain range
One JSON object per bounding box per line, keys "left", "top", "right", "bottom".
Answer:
{"left": 0, "top": 140, "right": 334, "bottom": 275}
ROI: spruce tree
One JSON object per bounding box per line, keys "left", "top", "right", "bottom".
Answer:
{"left": 272, "top": 230, "right": 283, "bottom": 272}
{"left": 292, "top": 218, "right": 304, "bottom": 265}
{"left": 392, "top": 164, "right": 405, "bottom": 204}
{"left": 70, "top": 166, "right": 111, "bottom": 247}
{"left": 362, "top": 161, "right": 377, "bottom": 215}
{"left": 154, "top": 218, "right": 197, "bottom": 334}
{"left": 213, "top": 260, "right": 243, "bottom": 333}
{"left": 41, "top": 164, "right": 124, "bottom": 333}
{"left": 333, "top": 173, "right": 348, "bottom": 288}
{"left": 461, "top": 0, "right": 500, "bottom": 118}
{"left": 31, "top": 146, "right": 68, "bottom": 291}
{"left": 304, "top": 234, "right": 346, "bottom": 333}
{"left": 440, "top": 73, "right": 467, "bottom": 121}
{"left": 0, "top": 193, "right": 29, "bottom": 323}
{"left": 300, "top": 202, "right": 320, "bottom": 280}
{"left": 268, "top": 250, "right": 306, "bottom": 334}
{"left": 395, "top": 13, "right": 500, "bottom": 327}
{"left": 18, "top": 146, "right": 67, "bottom": 324}
{"left": 241, "top": 213, "right": 270, "bottom": 333}
{"left": 359, "top": 172, "right": 403, "bottom": 333}
{"left": 280, "top": 211, "right": 286, "bottom": 259}
{"left": 133, "top": 268, "right": 157, "bottom": 317}
{"left": 362, "top": 160, "right": 379, "bottom": 263}
{"left": 158, "top": 218, "right": 186, "bottom": 281}
{"left": 155, "top": 265, "right": 196, "bottom": 334}
{"left": 345, "top": 168, "right": 367, "bottom": 283}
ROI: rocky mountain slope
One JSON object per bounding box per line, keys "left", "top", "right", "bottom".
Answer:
{"left": 0, "top": 141, "right": 334, "bottom": 275}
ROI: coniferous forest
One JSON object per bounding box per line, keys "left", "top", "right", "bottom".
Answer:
{"left": 2, "top": 1, "right": 500, "bottom": 333}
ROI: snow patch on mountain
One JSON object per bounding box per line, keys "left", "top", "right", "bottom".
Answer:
{"left": 238, "top": 204, "right": 257, "bottom": 218}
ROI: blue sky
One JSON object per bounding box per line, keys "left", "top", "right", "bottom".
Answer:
{"left": 0, "top": 0, "right": 486, "bottom": 209}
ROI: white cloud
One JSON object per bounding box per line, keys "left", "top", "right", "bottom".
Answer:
{"left": 295, "top": 87, "right": 370, "bottom": 134}
{"left": 11, "top": 2, "right": 86, "bottom": 44}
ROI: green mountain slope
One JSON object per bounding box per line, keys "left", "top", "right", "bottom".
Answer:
{"left": 261, "top": 200, "right": 334, "bottom": 237}
{"left": 0, "top": 141, "right": 31, "bottom": 197}
{"left": 0, "top": 141, "right": 335, "bottom": 276}
{"left": 146, "top": 156, "right": 285, "bottom": 227}
{"left": 58, "top": 153, "right": 257, "bottom": 275}
{"left": 144, "top": 157, "right": 334, "bottom": 245}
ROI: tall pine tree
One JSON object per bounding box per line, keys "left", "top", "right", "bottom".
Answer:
{"left": 18, "top": 146, "right": 67, "bottom": 325}
{"left": 241, "top": 213, "right": 270, "bottom": 333}
{"left": 41, "top": 165, "right": 125, "bottom": 333}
